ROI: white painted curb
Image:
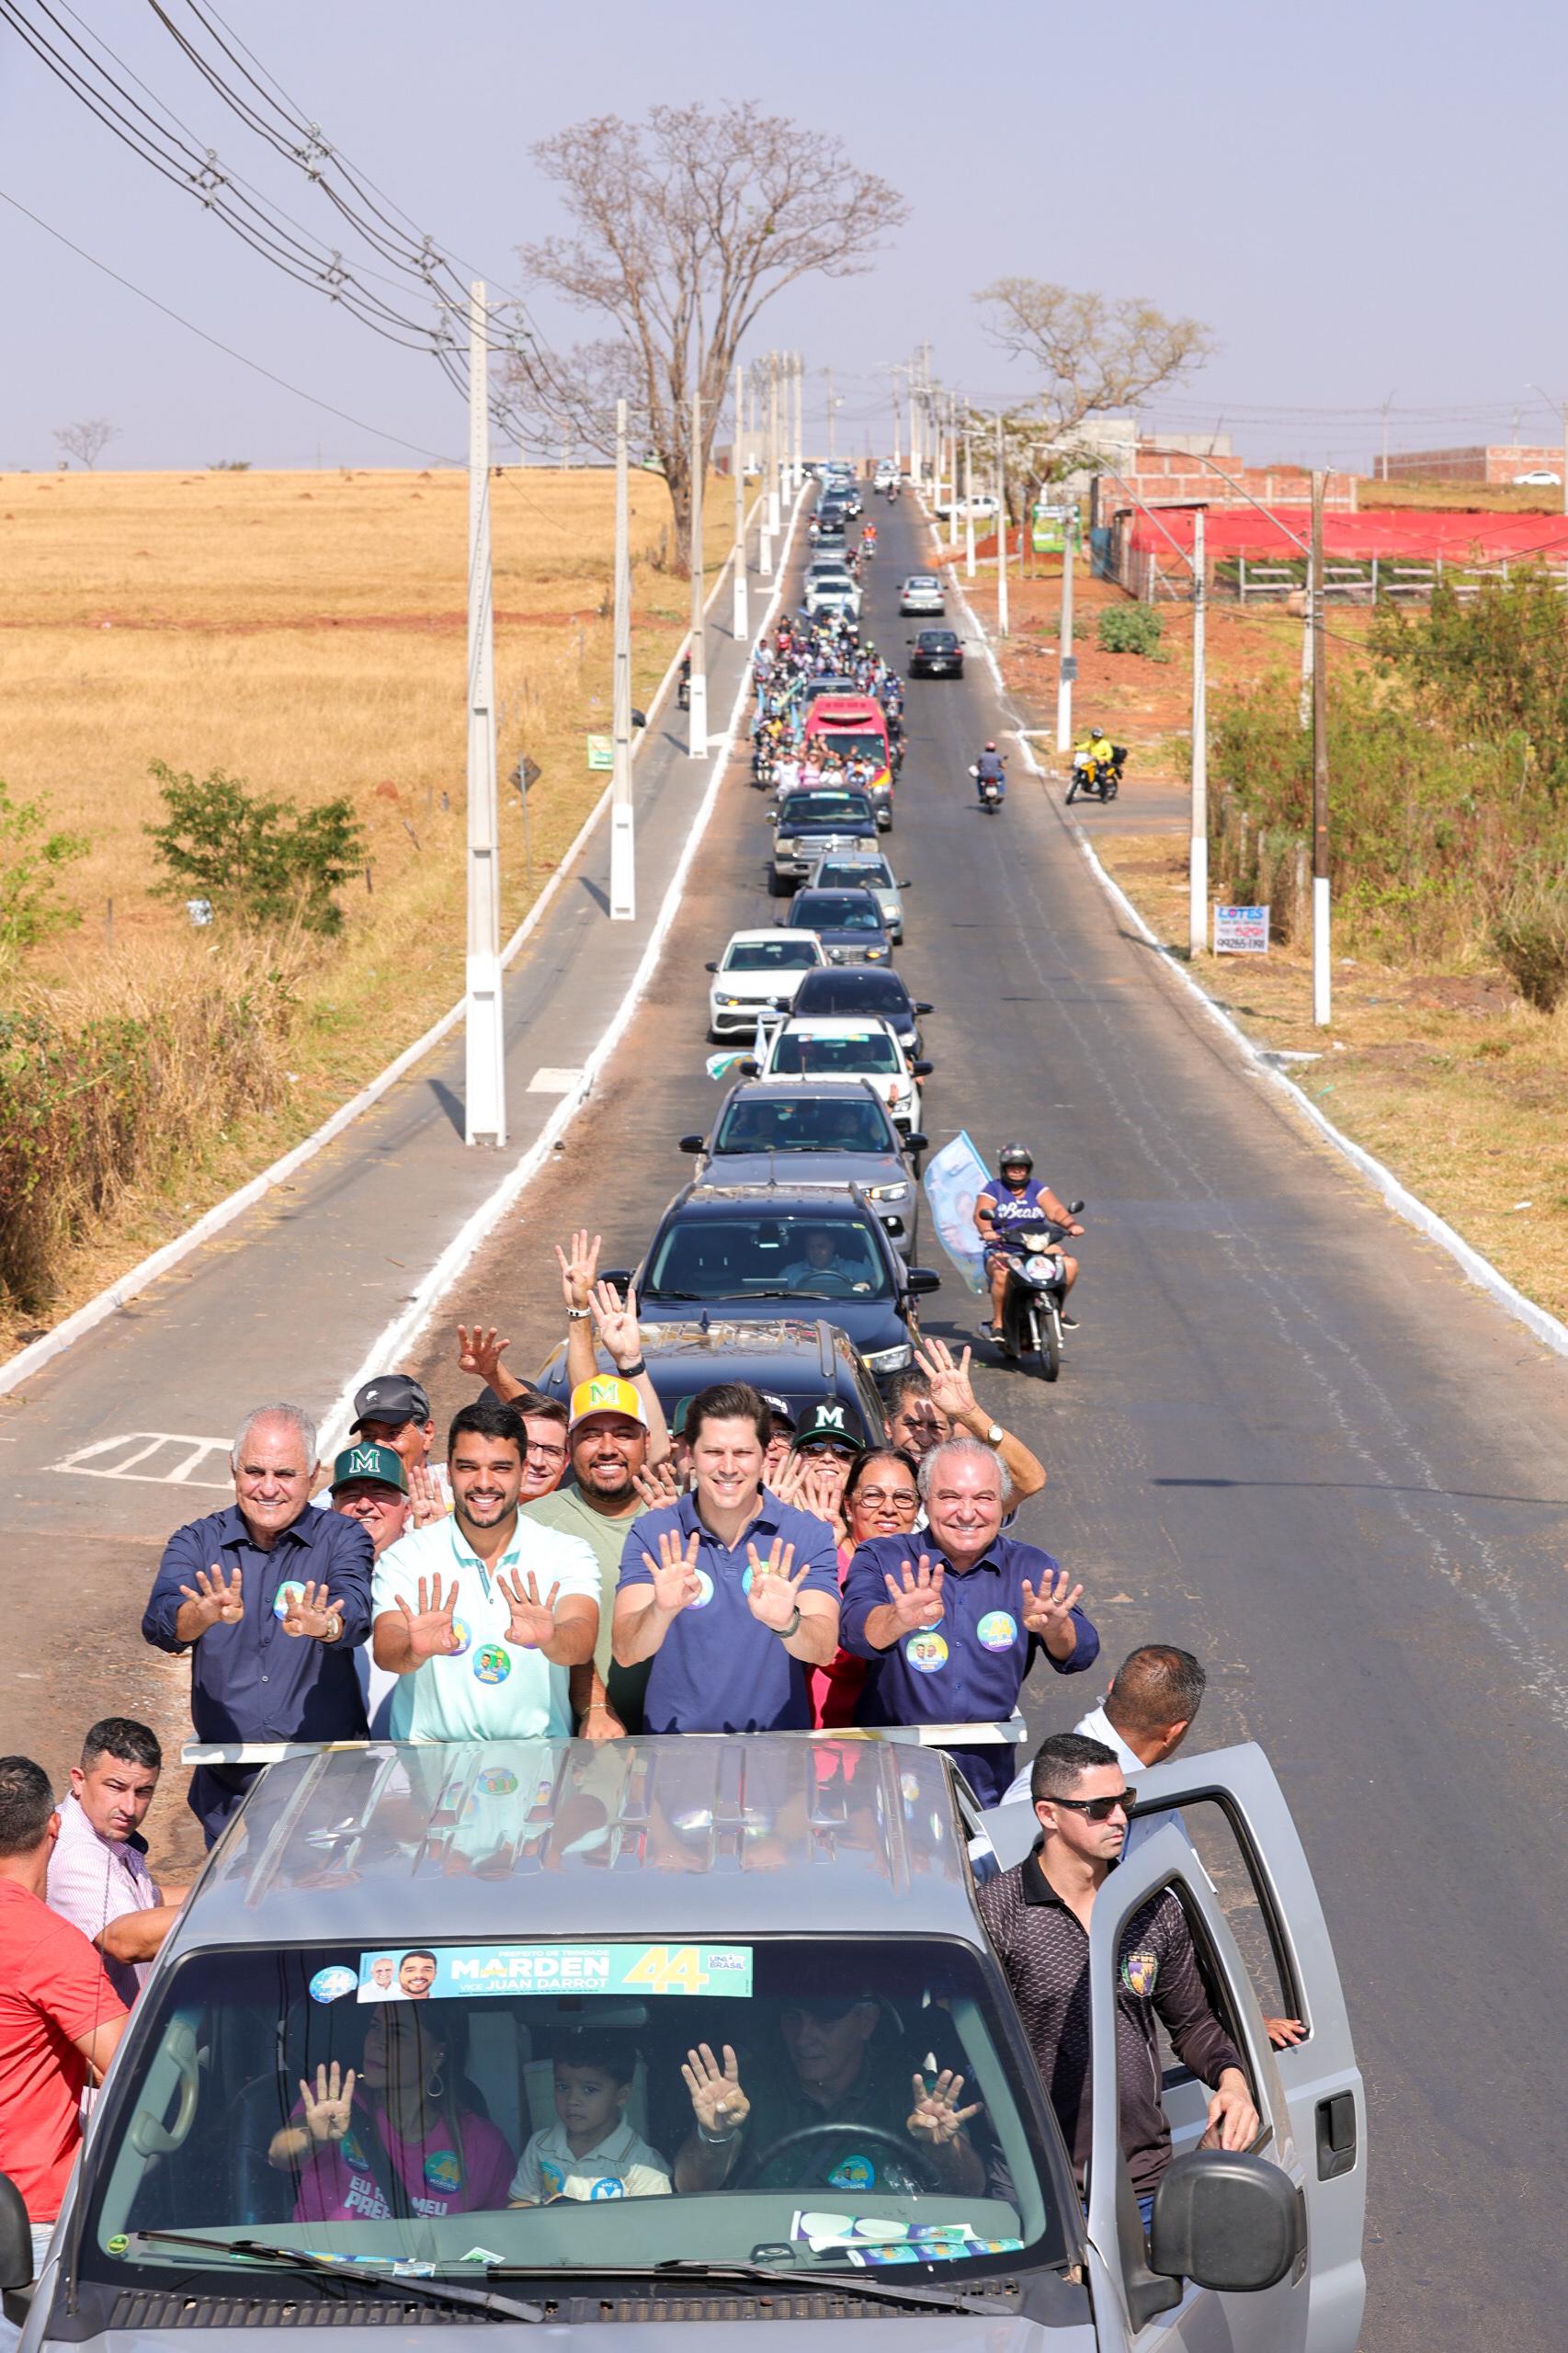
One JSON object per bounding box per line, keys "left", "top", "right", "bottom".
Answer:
{"left": 949, "top": 552, "right": 1568, "bottom": 1367}
{"left": 0, "top": 497, "right": 767, "bottom": 1404}
{"left": 315, "top": 486, "right": 807, "bottom": 1455}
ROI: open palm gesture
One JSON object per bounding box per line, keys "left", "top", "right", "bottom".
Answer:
{"left": 1021, "top": 1568, "right": 1085, "bottom": 1655}
{"left": 279, "top": 1578, "right": 340, "bottom": 1641}
{"left": 456, "top": 1321, "right": 511, "bottom": 1391}
{"left": 681, "top": 2043, "right": 749, "bottom": 2141}
{"left": 179, "top": 1563, "right": 245, "bottom": 1631}
{"left": 498, "top": 1569, "right": 560, "bottom": 1650}
{"left": 299, "top": 2061, "right": 357, "bottom": 2143}
{"left": 555, "top": 1229, "right": 601, "bottom": 1313}
{"left": 589, "top": 1278, "right": 642, "bottom": 1370}
{"left": 881, "top": 1552, "right": 945, "bottom": 1635}
{"left": 907, "top": 2068, "right": 981, "bottom": 2146}
{"left": 643, "top": 1528, "right": 703, "bottom": 1614}
{"left": 745, "top": 1538, "right": 809, "bottom": 1631}
{"left": 912, "top": 1336, "right": 977, "bottom": 1422}
{"left": 394, "top": 1573, "right": 461, "bottom": 1661}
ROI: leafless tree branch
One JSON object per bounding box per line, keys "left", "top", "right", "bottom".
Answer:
{"left": 53, "top": 417, "right": 120, "bottom": 470}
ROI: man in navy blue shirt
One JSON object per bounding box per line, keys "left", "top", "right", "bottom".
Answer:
{"left": 613, "top": 1382, "right": 839, "bottom": 1732}
{"left": 142, "top": 1403, "right": 372, "bottom": 1844}
{"left": 841, "top": 1436, "right": 1097, "bottom": 1803}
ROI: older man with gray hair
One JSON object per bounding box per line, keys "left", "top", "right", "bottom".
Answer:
{"left": 841, "top": 1435, "right": 1098, "bottom": 1804}
{"left": 142, "top": 1403, "right": 372, "bottom": 1844}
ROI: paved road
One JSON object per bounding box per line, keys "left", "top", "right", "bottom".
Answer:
{"left": 404, "top": 498, "right": 1568, "bottom": 2348}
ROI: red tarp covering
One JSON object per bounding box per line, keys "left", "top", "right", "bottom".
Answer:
{"left": 1122, "top": 506, "right": 1568, "bottom": 563}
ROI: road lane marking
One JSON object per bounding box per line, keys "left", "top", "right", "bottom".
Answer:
{"left": 51, "top": 1432, "right": 231, "bottom": 1487}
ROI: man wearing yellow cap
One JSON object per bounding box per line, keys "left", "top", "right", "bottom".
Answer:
{"left": 524, "top": 1376, "right": 655, "bottom": 1741}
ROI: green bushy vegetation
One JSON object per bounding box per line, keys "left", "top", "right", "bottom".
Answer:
{"left": 1097, "top": 604, "right": 1165, "bottom": 657}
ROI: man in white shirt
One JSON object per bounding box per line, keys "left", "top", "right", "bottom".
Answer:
{"left": 45, "top": 1719, "right": 187, "bottom": 2006}
{"left": 999, "top": 1644, "right": 1208, "bottom": 1858}
{"left": 371, "top": 1403, "right": 600, "bottom": 1741}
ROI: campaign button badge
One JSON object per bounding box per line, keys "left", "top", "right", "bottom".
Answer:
{"left": 976, "top": 1609, "right": 1017, "bottom": 1651}
{"left": 472, "top": 1643, "right": 511, "bottom": 1684}
{"left": 904, "top": 1630, "right": 949, "bottom": 1674}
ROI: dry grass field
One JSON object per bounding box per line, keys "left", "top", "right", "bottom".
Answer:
{"left": 0, "top": 464, "right": 735, "bottom": 1347}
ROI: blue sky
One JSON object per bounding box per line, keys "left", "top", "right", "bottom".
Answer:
{"left": 2, "top": 0, "right": 1563, "bottom": 474}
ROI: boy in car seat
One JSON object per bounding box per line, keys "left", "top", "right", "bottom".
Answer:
{"left": 508, "top": 2029, "right": 671, "bottom": 2202}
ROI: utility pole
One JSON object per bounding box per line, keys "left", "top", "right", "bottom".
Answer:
{"left": 963, "top": 423, "right": 976, "bottom": 577}
{"left": 687, "top": 378, "right": 708, "bottom": 757}
{"left": 767, "top": 352, "right": 781, "bottom": 536}
{"left": 731, "top": 359, "right": 748, "bottom": 642}
{"left": 609, "top": 396, "right": 635, "bottom": 921}
{"left": 463, "top": 281, "right": 506, "bottom": 1146}
{"left": 793, "top": 350, "right": 803, "bottom": 489}
{"left": 891, "top": 368, "right": 903, "bottom": 469}
{"left": 1188, "top": 503, "right": 1208, "bottom": 960}
{"left": 994, "top": 410, "right": 1009, "bottom": 638}
{"left": 757, "top": 360, "right": 775, "bottom": 579}
{"left": 776, "top": 353, "right": 790, "bottom": 524}
{"left": 1311, "top": 472, "right": 1331, "bottom": 1027}
{"left": 1055, "top": 502, "right": 1076, "bottom": 755}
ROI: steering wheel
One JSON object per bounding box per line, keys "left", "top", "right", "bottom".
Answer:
{"left": 796, "top": 1270, "right": 857, "bottom": 1297}
{"left": 737, "top": 2120, "right": 942, "bottom": 2193}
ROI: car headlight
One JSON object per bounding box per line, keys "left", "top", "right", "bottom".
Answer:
{"left": 865, "top": 1182, "right": 909, "bottom": 1202}
{"left": 862, "top": 1342, "right": 914, "bottom": 1374}
{"left": 865, "top": 947, "right": 887, "bottom": 960}
{"left": 776, "top": 838, "right": 799, "bottom": 855}
{"left": 715, "top": 995, "right": 744, "bottom": 1007}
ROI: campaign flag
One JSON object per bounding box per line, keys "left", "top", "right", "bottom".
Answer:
{"left": 922, "top": 1130, "right": 992, "bottom": 1296}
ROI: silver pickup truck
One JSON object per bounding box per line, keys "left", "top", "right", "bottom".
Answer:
{"left": 1, "top": 1735, "right": 1364, "bottom": 2350}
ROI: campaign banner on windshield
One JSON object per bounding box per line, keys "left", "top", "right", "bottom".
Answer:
{"left": 356, "top": 1942, "right": 753, "bottom": 2003}
{"left": 1213, "top": 904, "right": 1270, "bottom": 955}
{"left": 922, "top": 1130, "right": 990, "bottom": 1296}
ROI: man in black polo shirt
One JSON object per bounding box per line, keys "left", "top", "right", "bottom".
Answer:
{"left": 673, "top": 1993, "right": 984, "bottom": 2198}
{"left": 976, "top": 1732, "right": 1257, "bottom": 2224}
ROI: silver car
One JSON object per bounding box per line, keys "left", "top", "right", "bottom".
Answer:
{"left": 899, "top": 572, "right": 946, "bottom": 615}
{"left": 806, "top": 848, "right": 911, "bottom": 941}
{"left": 6, "top": 1737, "right": 1366, "bottom": 2351}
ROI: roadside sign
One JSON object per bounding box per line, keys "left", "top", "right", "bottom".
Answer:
{"left": 1060, "top": 655, "right": 1079, "bottom": 682}
{"left": 1213, "top": 904, "right": 1270, "bottom": 954}
{"left": 585, "top": 734, "right": 613, "bottom": 771}
{"left": 1031, "top": 503, "right": 1068, "bottom": 554}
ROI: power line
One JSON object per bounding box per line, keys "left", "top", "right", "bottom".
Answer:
{"left": 0, "top": 183, "right": 460, "bottom": 460}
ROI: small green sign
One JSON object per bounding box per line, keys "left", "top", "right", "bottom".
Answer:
{"left": 1031, "top": 503, "right": 1069, "bottom": 555}
{"left": 586, "top": 733, "right": 614, "bottom": 771}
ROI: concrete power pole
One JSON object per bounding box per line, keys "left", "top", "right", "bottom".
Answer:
{"left": 1311, "top": 471, "right": 1331, "bottom": 1027}
{"left": 610, "top": 397, "right": 635, "bottom": 921}
{"left": 793, "top": 350, "right": 803, "bottom": 489}
{"left": 464, "top": 281, "right": 506, "bottom": 1146}
{"left": 994, "top": 411, "right": 1009, "bottom": 638}
{"left": 687, "top": 378, "right": 708, "bottom": 757}
{"left": 1055, "top": 505, "right": 1076, "bottom": 756}
{"left": 1187, "top": 503, "right": 1208, "bottom": 960}
{"left": 776, "top": 354, "right": 790, "bottom": 523}
{"left": 731, "top": 360, "right": 748, "bottom": 642}
{"left": 767, "top": 353, "right": 782, "bottom": 537}
{"left": 963, "top": 424, "right": 976, "bottom": 577}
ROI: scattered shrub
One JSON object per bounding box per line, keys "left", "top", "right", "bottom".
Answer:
{"left": 1491, "top": 874, "right": 1568, "bottom": 1011}
{"left": 0, "top": 781, "right": 87, "bottom": 961}
{"left": 1097, "top": 605, "right": 1165, "bottom": 658}
{"left": 145, "top": 761, "right": 364, "bottom": 936}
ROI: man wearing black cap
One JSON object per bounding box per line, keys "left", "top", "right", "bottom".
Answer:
{"left": 348, "top": 1376, "right": 449, "bottom": 1523}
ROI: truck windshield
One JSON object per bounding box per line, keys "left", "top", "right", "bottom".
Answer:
{"left": 79, "top": 1927, "right": 1064, "bottom": 2286}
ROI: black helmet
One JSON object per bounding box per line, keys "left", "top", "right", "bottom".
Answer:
{"left": 999, "top": 1142, "right": 1033, "bottom": 1170}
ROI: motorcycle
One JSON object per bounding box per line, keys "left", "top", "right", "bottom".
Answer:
{"left": 1066, "top": 745, "right": 1126, "bottom": 804}
{"left": 993, "top": 1203, "right": 1085, "bottom": 1381}
{"left": 969, "top": 761, "right": 1005, "bottom": 815}
{"left": 751, "top": 747, "right": 776, "bottom": 791}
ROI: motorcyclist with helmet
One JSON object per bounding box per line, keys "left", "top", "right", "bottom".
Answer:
{"left": 1072, "top": 724, "right": 1126, "bottom": 795}
{"left": 972, "top": 741, "right": 1008, "bottom": 807}
{"left": 975, "top": 1145, "right": 1085, "bottom": 1343}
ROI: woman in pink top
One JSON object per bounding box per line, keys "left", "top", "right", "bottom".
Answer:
{"left": 804, "top": 1447, "right": 922, "bottom": 1730}
{"left": 268, "top": 2001, "right": 513, "bottom": 2222}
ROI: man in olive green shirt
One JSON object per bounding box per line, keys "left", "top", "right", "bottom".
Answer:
{"left": 524, "top": 1377, "right": 656, "bottom": 1735}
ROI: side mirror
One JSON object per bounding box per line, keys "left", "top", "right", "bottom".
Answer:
{"left": 912, "top": 1059, "right": 934, "bottom": 1078}
{"left": 0, "top": 2171, "right": 32, "bottom": 2290}
{"left": 632, "top": 709, "right": 647, "bottom": 729}
{"left": 903, "top": 1132, "right": 929, "bottom": 1154}
{"left": 765, "top": 811, "right": 778, "bottom": 825}
{"left": 598, "top": 1269, "right": 634, "bottom": 1295}
{"left": 905, "top": 1267, "right": 942, "bottom": 1295}
{"left": 1150, "top": 2152, "right": 1302, "bottom": 2295}
{"left": 914, "top": 1000, "right": 934, "bottom": 1017}
{"left": 677, "top": 1135, "right": 705, "bottom": 1154}
{"left": 1068, "top": 1199, "right": 1086, "bottom": 1215}
{"left": 900, "top": 879, "right": 914, "bottom": 889}
{"left": 704, "top": 961, "right": 719, "bottom": 974}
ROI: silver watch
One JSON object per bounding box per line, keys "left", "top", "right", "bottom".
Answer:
{"left": 985, "top": 1423, "right": 1005, "bottom": 1446}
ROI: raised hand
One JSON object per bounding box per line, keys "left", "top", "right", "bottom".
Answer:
{"left": 589, "top": 1277, "right": 642, "bottom": 1371}
{"left": 393, "top": 1573, "right": 462, "bottom": 1661}
{"left": 407, "top": 1459, "right": 447, "bottom": 1528}
{"left": 745, "top": 1538, "right": 809, "bottom": 1631}
{"left": 299, "top": 2061, "right": 357, "bottom": 2143}
{"left": 881, "top": 1553, "right": 945, "bottom": 1635}
{"left": 1265, "top": 2015, "right": 1308, "bottom": 2049}
{"left": 178, "top": 1563, "right": 245, "bottom": 1631}
{"left": 643, "top": 1527, "right": 703, "bottom": 1614}
{"left": 497, "top": 1569, "right": 560, "bottom": 1650}
{"left": 631, "top": 1460, "right": 686, "bottom": 1511}
{"left": 912, "top": 1336, "right": 977, "bottom": 1422}
{"left": 772, "top": 1455, "right": 844, "bottom": 1530}
{"left": 456, "top": 1321, "right": 511, "bottom": 1391}
{"left": 1021, "top": 1568, "right": 1085, "bottom": 1654}
{"left": 279, "top": 1579, "right": 340, "bottom": 1641}
{"left": 554, "top": 1229, "right": 602, "bottom": 1313}
{"left": 681, "top": 2042, "right": 750, "bottom": 2141}
{"left": 907, "top": 2068, "right": 981, "bottom": 2145}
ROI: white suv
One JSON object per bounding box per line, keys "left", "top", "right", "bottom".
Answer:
{"left": 707, "top": 928, "right": 826, "bottom": 1039}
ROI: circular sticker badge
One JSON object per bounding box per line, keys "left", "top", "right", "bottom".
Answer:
{"left": 106, "top": 2234, "right": 130, "bottom": 2256}
{"left": 540, "top": 2160, "right": 564, "bottom": 2200}
{"left": 272, "top": 1580, "right": 306, "bottom": 1621}
{"left": 904, "top": 1630, "right": 949, "bottom": 1675}
{"left": 424, "top": 2147, "right": 463, "bottom": 2195}
{"left": 976, "top": 1609, "right": 1017, "bottom": 1652}
{"left": 827, "top": 2153, "right": 876, "bottom": 2190}
{"left": 472, "top": 1644, "right": 511, "bottom": 1685}
{"left": 689, "top": 1568, "right": 715, "bottom": 1609}
{"left": 476, "top": 1766, "right": 518, "bottom": 1797}
{"left": 447, "top": 1615, "right": 472, "bottom": 1658}
{"left": 308, "top": 1964, "right": 358, "bottom": 2006}
{"left": 587, "top": 2177, "right": 626, "bottom": 2200}
{"left": 341, "top": 2131, "right": 370, "bottom": 2173}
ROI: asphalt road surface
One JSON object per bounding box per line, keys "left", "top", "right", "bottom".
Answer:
{"left": 405, "top": 496, "right": 1568, "bottom": 2347}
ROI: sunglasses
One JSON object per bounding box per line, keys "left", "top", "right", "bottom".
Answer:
{"left": 1051, "top": 1789, "right": 1136, "bottom": 1823}
{"left": 797, "top": 1441, "right": 858, "bottom": 1461}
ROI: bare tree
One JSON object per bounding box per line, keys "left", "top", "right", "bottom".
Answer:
{"left": 506, "top": 105, "right": 907, "bottom": 567}
{"left": 974, "top": 279, "right": 1215, "bottom": 477}
{"left": 52, "top": 418, "right": 120, "bottom": 471}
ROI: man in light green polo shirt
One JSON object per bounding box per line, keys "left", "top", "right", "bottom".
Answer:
{"left": 371, "top": 1402, "right": 600, "bottom": 1741}
{"left": 525, "top": 1376, "right": 658, "bottom": 1738}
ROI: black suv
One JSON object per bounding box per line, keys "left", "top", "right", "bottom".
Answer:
{"left": 536, "top": 1314, "right": 892, "bottom": 1435}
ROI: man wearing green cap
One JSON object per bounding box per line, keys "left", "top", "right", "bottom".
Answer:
{"left": 327, "top": 1442, "right": 413, "bottom": 1562}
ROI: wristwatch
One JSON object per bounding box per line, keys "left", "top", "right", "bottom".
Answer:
{"left": 321, "top": 1611, "right": 342, "bottom": 1644}
{"left": 985, "top": 1423, "right": 1005, "bottom": 1447}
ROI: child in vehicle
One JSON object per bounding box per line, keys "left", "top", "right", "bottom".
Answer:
{"left": 508, "top": 2029, "right": 671, "bottom": 2202}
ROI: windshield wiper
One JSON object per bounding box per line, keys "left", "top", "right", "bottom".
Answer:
{"left": 648, "top": 2256, "right": 1016, "bottom": 2317}
{"left": 128, "top": 2232, "right": 546, "bottom": 2324}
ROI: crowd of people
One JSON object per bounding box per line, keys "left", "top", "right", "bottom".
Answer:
{"left": 748, "top": 607, "right": 904, "bottom": 790}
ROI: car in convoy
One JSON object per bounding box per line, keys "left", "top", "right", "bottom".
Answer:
{"left": 781, "top": 887, "right": 893, "bottom": 967}
{"left": 679, "top": 1077, "right": 925, "bottom": 1246}
{"left": 806, "top": 848, "right": 909, "bottom": 941}
{"left": 628, "top": 1181, "right": 938, "bottom": 1375}
{"left": 791, "top": 961, "right": 933, "bottom": 1062}
{"left": 705, "top": 927, "right": 826, "bottom": 1040}
{"left": 872, "top": 457, "right": 901, "bottom": 488}
{"left": 538, "top": 1312, "right": 891, "bottom": 1438}
{"left": 740, "top": 1012, "right": 929, "bottom": 1137}
{"left": 803, "top": 568, "right": 861, "bottom": 621}
{"left": 899, "top": 572, "right": 946, "bottom": 615}
{"left": 908, "top": 626, "right": 965, "bottom": 679}
{"left": 768, "top": 787, "right": 878, "bottom": 895}
{"left": 808, "top": 524, "right": 847, "bottom": 563}
{"left": 7, "top": 1735, "right": 1364, "bottom": 2350}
